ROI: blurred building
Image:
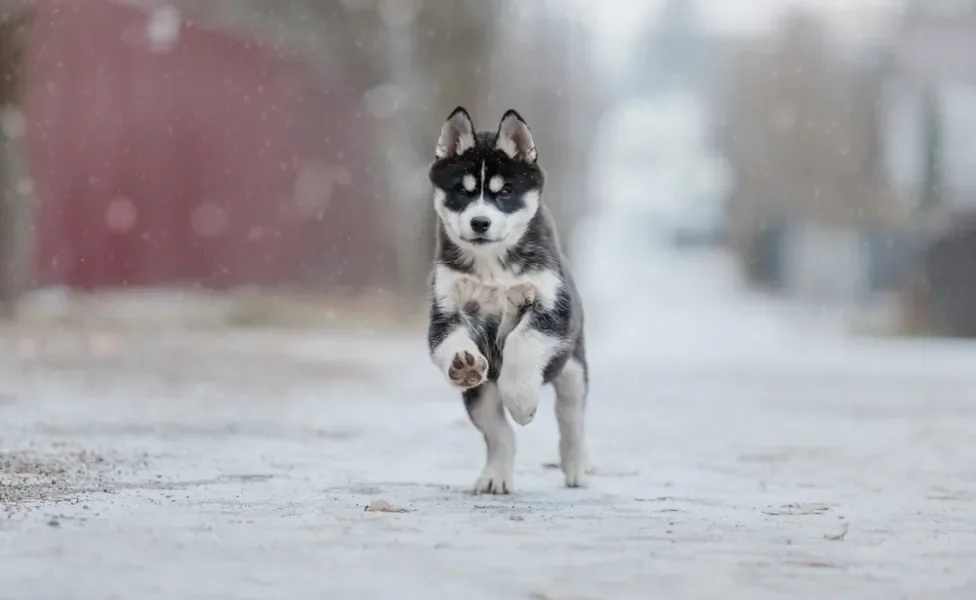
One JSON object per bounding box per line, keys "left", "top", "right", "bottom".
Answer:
{"left": 714, "top": 8, "right": 905, "bottom": 302}
{"left": 882, "top": 0, "right": 976, "bottom": 335}
{"left": 0, "top": 0, "right": 388, "bottom": 295}
{"left": 711, "top": 0, "right": 976, "bottom": 324}
{"left": 0, "top": 0, "right": 601, "bottom": 310}
{"left": 884, "top": 0, "right": 976, "bottom": 212}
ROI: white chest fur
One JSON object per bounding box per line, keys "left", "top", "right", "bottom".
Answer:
{"left": 434, "top": 263, "right": 530, "bottom": 319}
{"left": 433, "top": 261, "right": 562, "bottom": 318}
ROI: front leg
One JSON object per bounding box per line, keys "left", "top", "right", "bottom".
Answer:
{"left": 428, "top": 306, "right": 488, "bottom": 390}
{"left": 465, "top": 383, "right": 516, "bottom": 494}
{"left": 498, "top": 302, "right": 569, "bottom": 426}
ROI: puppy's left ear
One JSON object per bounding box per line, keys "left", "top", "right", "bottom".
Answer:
{"left": 495, "top": 110, "right": 537, "bottom": 164}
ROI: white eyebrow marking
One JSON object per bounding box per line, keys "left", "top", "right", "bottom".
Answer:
{"left": 489, "top": 175, "right": 504, "bottom": 193}
{"left": 462, "top": 174, "right": 476, "bottom": 192}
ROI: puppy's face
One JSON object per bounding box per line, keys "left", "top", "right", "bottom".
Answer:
{"left": 428, "top": 108, "right": 544, "bottom": 251}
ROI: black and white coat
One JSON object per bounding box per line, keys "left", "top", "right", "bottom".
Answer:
{"left": 426, "top": 107, "right": 588, "bottom": 494}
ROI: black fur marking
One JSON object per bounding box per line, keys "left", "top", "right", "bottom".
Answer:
{"left": 528, "top": 284, "right": 571, "bottom": 338}
{"left": 447, "top": 106, "right": 471, "bottom": 121}
{"left": 498, "top": 109, "right": 525, "bottom": 124}
{"left": 573, "top": 334, "right": 588, "bottom": 385}
{"left": 500, "top": 209, "right": 562, "bottom": 273}
{"left": 468, "top": 312, "right": 502, "bottom": 381}
{"left": 437, "top": 223, "right": 475, "bottom": 274}
{"left": 429, "top": 131, "right": 545, "bottom": 216}
{"left": 427, "top": 302, "right": 461, "bottom": 353}
{"left": 462, "top": 386, "right": 481, "bottom": 411}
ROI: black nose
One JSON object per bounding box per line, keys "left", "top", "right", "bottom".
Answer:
{"left": 470, "top": 217, "right": 491, "bottom": 234}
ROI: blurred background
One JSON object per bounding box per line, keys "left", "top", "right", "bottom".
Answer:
{"left": 4, "top": 2, "right": 976, "bottom": 594}
{"left": 0, "top": 0, "right": 971, "bottom": 338}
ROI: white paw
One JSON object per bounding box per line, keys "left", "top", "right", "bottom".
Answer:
{"left": 447, "top": 349, "right": 489, "bottom": 390}
{"left": 561, "top": 457, "right": 587, "bottom": 489}
{"left": 498, "top": 372, "right": 541, "bottom": 426}
{"left": 474, "top": 465, "right": 513, "bottom": 495}
{"left": 560, "top": 439, "right": 587, "bottom": 488}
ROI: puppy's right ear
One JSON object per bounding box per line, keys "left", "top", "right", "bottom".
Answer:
{"left": 435, "top": 107, "right": 475, "bottom": 159}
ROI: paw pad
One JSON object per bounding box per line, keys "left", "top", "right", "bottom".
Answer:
{"left": 448, "top": 350, "right": 488, "bottom": 389}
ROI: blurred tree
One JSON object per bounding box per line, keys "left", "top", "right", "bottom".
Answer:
{"left": 486, "top": 1, "right": 606, "bottom": 259}
{"left": 719, "top": 10, "right": 892, "bottom": 279}
{"left": 396, "top": 0, "right": 503, "bottom": 299}
{"left": 919, "top": 84, "right": 944, "bottom": 212}
{"left": 0, "top": 7, "right": 31, "bottom": 317}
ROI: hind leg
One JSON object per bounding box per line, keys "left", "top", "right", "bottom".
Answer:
{"left": 464, "top": 382, "right": 516, "bottom": 494}
{"left": 553, "top": 357, "right": 588, "bottom": 488}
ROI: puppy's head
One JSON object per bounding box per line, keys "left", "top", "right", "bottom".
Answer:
{"left": 428, "top": 107, "right": 544, "bottom": 252}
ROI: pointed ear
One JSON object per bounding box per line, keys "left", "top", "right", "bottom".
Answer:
{"left": 495, "top": 110, "right": 537, "bottom": 163}
{"left": 435, "top": 107, "right": 476, "bottom": 159}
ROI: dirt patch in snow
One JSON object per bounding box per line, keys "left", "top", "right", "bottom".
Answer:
{"left": 0, "top": 449, "right": 127, "bottom": 506}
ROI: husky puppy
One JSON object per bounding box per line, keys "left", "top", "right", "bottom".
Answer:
{"left": 426, "top": 107, "right": 588, "bottom": 494}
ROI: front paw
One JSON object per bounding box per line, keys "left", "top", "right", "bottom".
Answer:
{"left": 474, "top": 464, "right": 513, "bottom": 495}
{"left": 498, "top": 373, "right": 541, "bottom": 426}
{"left": 448, "top": 350, "right": 489, "bottom": 390}
{"left": 560, "top": 445, "right": 587, "bottom": 489}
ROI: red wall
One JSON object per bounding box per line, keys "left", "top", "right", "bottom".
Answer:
{"left": 24, "top": 0, "right": 389, "bottom": 290}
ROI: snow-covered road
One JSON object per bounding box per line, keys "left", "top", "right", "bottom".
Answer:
{"left": 2, "top": 246, "right": 975, "bottom": 599}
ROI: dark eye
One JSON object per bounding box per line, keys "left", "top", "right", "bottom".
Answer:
{"left": 498, "top": 185, "right": 514, "bottom": 198}
{"left": 453, "top": 183, "right": 467, "bottom": 195}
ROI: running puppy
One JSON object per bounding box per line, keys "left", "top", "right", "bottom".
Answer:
{"left": 426, "top": 107, "right": 588, "bottom": 494}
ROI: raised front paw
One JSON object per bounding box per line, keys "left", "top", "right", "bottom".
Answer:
{"left": 448, "top": 350, "right": 489, "bottom": 390}
{"left": 498, "top": 373, "right": 541, "bottom": 426}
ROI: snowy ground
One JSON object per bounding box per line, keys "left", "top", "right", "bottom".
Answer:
{"left": 2, "top": 243, "right": 976, "bottom": 599}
